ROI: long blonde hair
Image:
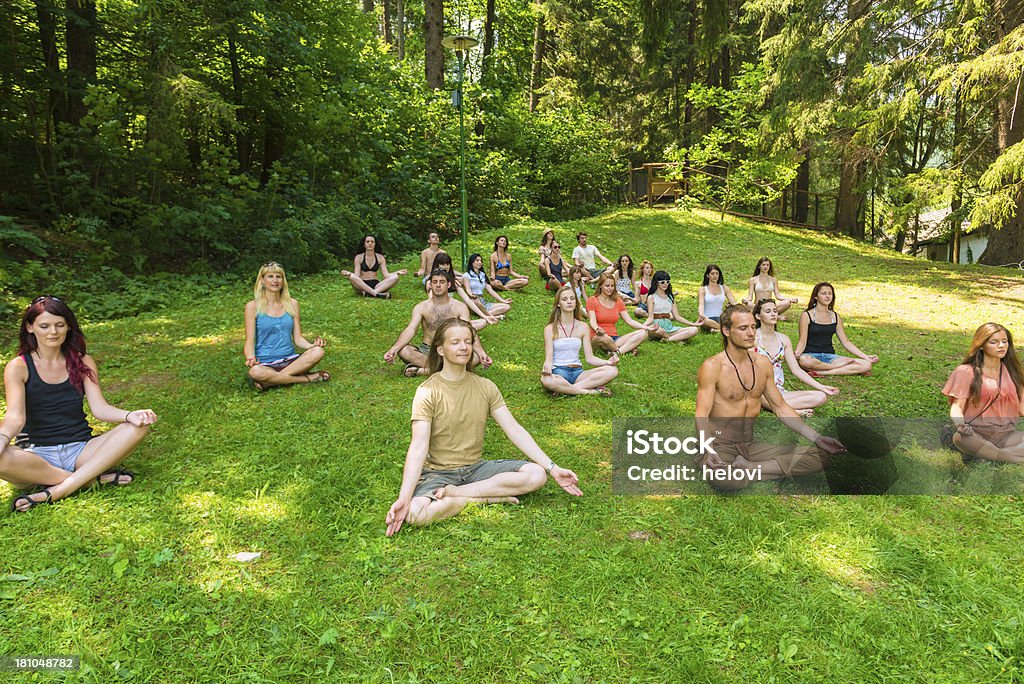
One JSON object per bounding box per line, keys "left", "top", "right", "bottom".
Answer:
{"left": 427, "top": 318, "right": 477, "bottom": 374}
{"left": 253, "top": 262, "right": 298, "bottom": 316}
{"left": 547, "top": 285, "right": 587, "bottom": 326}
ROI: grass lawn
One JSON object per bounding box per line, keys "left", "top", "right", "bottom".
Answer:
{"left": 3, "top": 208, "right": 1024, "bottom": 682}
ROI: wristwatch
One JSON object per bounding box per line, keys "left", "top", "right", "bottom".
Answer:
{"left": 545, "top": 459, "right": 556, "bottom": 473}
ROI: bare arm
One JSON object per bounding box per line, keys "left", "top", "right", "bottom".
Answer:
{"left": 542, "top": 325, "right": 555, "bottom": 375}
{"left": 385, "top": 420, "right": 431, "bottom": 536}
{"left": 794, "top": 311, "right": 810, "bottom": 356}
{"left": 244, "top": 301, "right": 258, "bottom": 365}
{"left": 588, "top": 305, "right": 606, "bottom": 336}
{"left": 620, "top": 308, "right": 654, "bottom": 331}
{"left": 762, "top": 366, "right": 843, "bottom": 451}
{"left": 82, "top": 357, "right": 158, "bottom": 426}
{"left": 352, "top": 255, "right": 363, "bottom": 280}
{"left": 415, "top": 249, "right": 429, "bottom": 277}
{"left": 491, "top": 406, "right": 582, "bottom": 496}
{"left": 671, "top": 300, "right": 700, "bottom": 327}
{"left": 0, "top": 358, "right": 28, "bottom": 450}
{"left": 594, "top": 248, "right": 613, "bottom": 266}
{"left": 489, "top": 253, "right": 498, "bottom": 281}
{"left": 290, "top": 300, "right": 325, "bottom": 350}
{"left": 697, "top": 287, "right": 706, "bottom": 317}
{"left": 835, "top": 315, "right": 877, "bottom": 362}
{"left": 723, "top": 285, "right": 738, "bottom": 305}
{"left": 743, "top": 277, "right": 756, "bottom": 304}
{"left": 384, "top": 305, "right": 424, "bottom": 362}
{"left": 582, "top": 333, "right": 617, "bottom": 367}
{"left": 695, "top": 359, "right": 718, "bottom": 419}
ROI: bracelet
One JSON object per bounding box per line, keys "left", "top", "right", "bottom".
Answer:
{"left": 124, "top": 410, "right": 134, "bottom": 423}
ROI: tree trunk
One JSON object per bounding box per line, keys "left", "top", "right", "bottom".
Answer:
{"left": 35, "top": 0, "right": 65, "bottom": 139}
{"left": 382, "top": 0, "right": 394, "bottom": 47}
{"left": 835, "top": 142, "right": 864, "bottom": 238}
{"left": 396, "top": 0, "right": 405, "bottom": 59}
{"left": 65, "top": 0, "right": 97, "bottom": 127}
{"left": 260, "top": 113, "right": 286, "bottom": 187}
{"left": 362, "top": 0, "right": 372, "bottom": 13}
{"left": 482, "top": 0, "right": 496, "bottom": 64}
{"left": 794, "top": 148, "right": 810, "bottom": 224}
{"left": 528, "top": 0, "right": 545, "bottom": 112}
{"left": 894, "top": 230, "right": 906, "bottom": 253}
{"left": 228, "top": 32, "right": 253, "bottom": 174}
{"left": 980, "top": 0, "right": 1024, "bottom": 265}
{"left": 424, "top": 0, "right": 444, "bottom": 89}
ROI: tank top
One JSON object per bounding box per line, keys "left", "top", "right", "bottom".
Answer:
{"left": 755, "top": 330, "right": 786, "bottom": 391}
{"left": 255, "top": 311, "right": 296, "bottom": 361}
{"left": 552, "top": 336, "right": 583, "bottom": 367}
{"left": 616, "top": 276, "right": 633, "bottom": 295}
{"left": 467, "top": 270, "right": 488, "bottom": 296}
{"left": 19, "top": 353, "right": 93, "bottom": 447}
{"left": 548, "top": 258, "right": 564, "bottom": 281}
{"left": 804, "top": 310, "right": 837, "bottom": 354}
{"left": 651, "top": 294, "right": 673, "bottom": 315}
{"left": 703, "top": 286, "right": 726, "bottom": 318}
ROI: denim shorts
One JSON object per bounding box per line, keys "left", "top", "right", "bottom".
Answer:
{"left": 805, "top": 352, "right": 839, "bottom": 364}
{"left": 553, "top": 365, "right": 585, "bottom": 384}
{"left": 495, "top": 275, "right": 511, "bottom": 285}
{"left": 26, "top": 440, "right": 90, "bottom": 472}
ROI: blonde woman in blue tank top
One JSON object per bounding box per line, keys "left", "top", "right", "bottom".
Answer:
{"left": 244, "top": 262, "right": 330, "bottom": 390}
{"left": 541, "top": 285, "right": 618, "bottom": 396}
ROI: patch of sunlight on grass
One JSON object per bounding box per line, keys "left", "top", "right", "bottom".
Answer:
{"left": 558, "top": 420, "right": 608, "bottom": 437}
{"left": 236, "top": 496, "right": 291, "bottom": 521}
{"left": 499, "top": 362, "right": 532, "bottom": 374}
{"left": 802, "top": 532, "right": 880, "bottom": 592}
{"left": 176, "top": 334, "right": 226, "bottom": 347}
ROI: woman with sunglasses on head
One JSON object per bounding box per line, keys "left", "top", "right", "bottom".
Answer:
{"left": 341, "top": 235, "right": 407, "bottom": 299}
{"left": 542, "top": 240, "right": 568, "bottom": 292}
{"left": 742, "top": 256, "right": 799, "bottom": 317}
{"left": 697, "top": 264, "right": 738, "bottom": 331}
{"left": 489, "top": 235, "right": 530, "bottom": 291}
{"left": 753, "top": 298, "right": 837, "bottom": 417}
{"left": 245, "top": 262, "right": 330, "bottom": 390}
{"left": 643, "top": 271, "right": 701, "bottom": 343}
{"left": 542, "top": 285, "right": 619, "bottom": 397}
{"left": 586, "top": 272, "right": 656, "bottom": 356}
{"left": 943, "top": 323, "right": 1024, "bottom": 463}
{"left": 795, "top": 282, "right": 877, "bottom": 376}
{"left": 2, "top": 296, "right": 158, "bottom": 513}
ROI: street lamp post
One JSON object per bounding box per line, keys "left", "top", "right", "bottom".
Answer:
{"left": 442, "top": 34, "right": 479, "bottom": 272}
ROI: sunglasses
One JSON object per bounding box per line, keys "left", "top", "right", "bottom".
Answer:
{"left": 32, "top": 295, "right": 62, "bottom": 304}
{"left": 552, "top": 245, "right": 561, "bottom": 249}
{"left": 263, "top": 261, "right": 282, "bottom": 268}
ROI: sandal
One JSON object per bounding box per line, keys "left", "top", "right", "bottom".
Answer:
{"left": 403, "top": 364, "right": 422, "bottom": 378}
{"left": 247, "top": 377, "right": 267, "bottom": 392}
{"left": 97, "top": 469, "right": 135, "bottom": 487}
{"left": 807, "top": 370, "right": 822, "bottom": 378}
{"left": 374, "top": 292, "right": 392, "bottom": 300}
{"left": 306, "top": 371, "right": 331, "bottom": 383}
{"left": 11, "top": 487, "right": 53, "bottom": 513}
{"left": 595, "top": 386, "right": 613, "bottom": 397}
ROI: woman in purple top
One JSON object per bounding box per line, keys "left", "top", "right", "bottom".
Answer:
{"left": 1, "top": 296, "right": 158, "bottom": 513}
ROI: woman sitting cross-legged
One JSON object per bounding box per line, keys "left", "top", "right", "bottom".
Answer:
{"left": 2, "top": 296, "right": 158, "bottom": 513}
{"left": 943, "top": 322, "right": 1024, "bottom": 464}
{"left": 244, "top": 262, "right": 330, "bottom": 390}
{"left": 541, "top": 285, "right": 619, "bottom": 397}
{"left": 795, "top": 282, "right": 877, "bottom": 376}
{"left": 464, "top": 253, "right": 511, "bottom": 320}
{"left": 341, "top": 234, "right": 407, "bottom": 299}
{"left": 384, "top": 318, "right": 583, "bottom": 535}
{"left": 644, "top": 270, "right": 701, "bottom": 343}
{"left": 586, "top": 272, "right": 655, "bottom": 356}
{"left": 697, "top": 263, "right": 738, "bottom": 331}
{"left": 753, "top": 298, "right": 838, "bottom": 417}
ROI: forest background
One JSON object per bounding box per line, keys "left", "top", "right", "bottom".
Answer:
{"left": 1, "top": 0, "right": 1023, "bottom": 320}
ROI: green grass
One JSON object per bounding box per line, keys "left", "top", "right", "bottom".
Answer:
{"left": 3, "top": 207, "right": 1024, "bottom": 682}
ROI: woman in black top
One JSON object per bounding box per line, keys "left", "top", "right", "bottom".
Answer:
{"left": 341, "top": 235, "right": 407, "bottom": 299}
{"left": 794, "top": 282, "right": 878, "bottom": 376}
{"left": 1, "top": 297, "right": 158, "bottom": 512}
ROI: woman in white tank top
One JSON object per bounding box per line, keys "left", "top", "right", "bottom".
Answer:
{"left": 697, "top": 264, "right": 738, "bottom": 332}
{"left": 541, "top": 285, "right": 619, "bottom": 396}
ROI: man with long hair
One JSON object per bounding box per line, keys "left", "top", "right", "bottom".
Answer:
{"left": 695, "top": 305, "right": 845, "bottom": 489}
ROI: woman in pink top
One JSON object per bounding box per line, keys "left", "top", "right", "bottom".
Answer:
{"left": 942, "top": 322, "right": 1024, "bottom": 463}
{"left": 586, "top": 272, "right": 655, "bottom": 356}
